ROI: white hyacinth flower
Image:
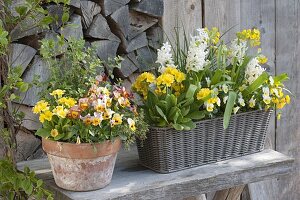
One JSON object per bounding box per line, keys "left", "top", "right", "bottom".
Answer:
{"left": 156, "top": 42, "right": 175, "bottom": 73}
{"left": 245, "top": 57, "right": 265, "bottom": 84}
{"left": 186, "top": 29, "right": 209, "bottom": 72}
{"left": 230, "top": 39, "right": 247, "bottom": 65}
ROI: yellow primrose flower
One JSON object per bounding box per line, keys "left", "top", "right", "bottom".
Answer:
{"left": 50, "top": 89, "right": 65, "bottom": 98}
{"left": 53, "top": 106, "right": 68, "bottom": 118}
{"left": 58, "top": 97, "right": 77, "bottom": 108}
{"left": 197, "top": 88, "right": 211, "bottom": 100}
{"left": 39, "top": 110, "right": 53, "bottom": 123}
{"left": 164, "top": 67, "right": 186, "bottom": 83}
{"left": 33, "top": 100, "right": 49, "bottom": 114}
{"left": 50, "top": 129, "right": 59, "bottom": 137}
{"left": 127, "top": 118, "right": 136, "bottom": 131}
{"left": 156, "top": 73, "right": 175, "bottom": 87}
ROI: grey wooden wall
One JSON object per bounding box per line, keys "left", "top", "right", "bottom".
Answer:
{"left": 163, "top": 0, "right": 300, "bottom": 199}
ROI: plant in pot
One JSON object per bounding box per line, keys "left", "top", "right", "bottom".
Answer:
{"left": 33, "top": 37, "right": 147, "bottom": 191}
{"left": 132, "top": 28, "right": 292, "bottom": 173}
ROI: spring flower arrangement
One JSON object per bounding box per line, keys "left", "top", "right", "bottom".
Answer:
{"left": 33, "top": 75, "right": 148, "bottom": 147}
{"left": 133, "top": 27, "right": 291, "bottom": 129}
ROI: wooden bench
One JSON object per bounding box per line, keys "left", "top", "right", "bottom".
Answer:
{"left": 17, "top": 149, "right": 294, "bottom": 200}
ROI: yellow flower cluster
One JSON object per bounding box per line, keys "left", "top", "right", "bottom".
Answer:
{"left": 257, "top": 55, "right": 268, "bottom": 64}
{"left": 197, "top": 88, "right": 220, "bottom": 112}
{"left": 58, "top": 97, "right": 77, "bottom": 108}
{"left": 32, "top": 100, "right": 49, "bottom": 114}
{"left": 155, "top": 67, "right": 186, "bottom": 96}
{"left": 132, "top": 72, "right": 156, "bottom": 99}
{"left": 207, "top": 27, "right": 220, "bottom": 44}
{"left": 50, "top": 89, "right": 65, "bottom": 98}
{"left": 237, "top": 28, "right": 261, "bottom": 47}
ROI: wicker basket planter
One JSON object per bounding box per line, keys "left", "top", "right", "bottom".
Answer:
{"left": 136, "top": 109, "right": 273, "bottom": 173}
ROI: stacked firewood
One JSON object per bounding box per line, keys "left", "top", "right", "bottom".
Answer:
{"left": 9, "top": 0, "right": 164, "bottom": 161}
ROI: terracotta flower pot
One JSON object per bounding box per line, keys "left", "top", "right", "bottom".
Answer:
{"left": 42, "top": 138, "right": 122, "bottom": 191}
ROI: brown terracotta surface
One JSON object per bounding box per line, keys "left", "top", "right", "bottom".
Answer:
{"left": 42, "top": 138, "right": 121, "bottom": 159}
{"left": 42, "top": 138, "right": 121, "bottom": 191}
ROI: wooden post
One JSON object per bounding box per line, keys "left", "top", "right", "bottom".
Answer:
{"left": 212, "top": 185, "right": 245, "bottom": 200}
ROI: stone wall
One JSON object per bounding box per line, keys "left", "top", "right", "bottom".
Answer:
{"left": 8, "top": 0, "right": 164, "bottom": 162}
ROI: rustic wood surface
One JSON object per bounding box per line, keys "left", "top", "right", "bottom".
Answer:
{"left": 17, "top": 149, "right": 294, "bottom": 200}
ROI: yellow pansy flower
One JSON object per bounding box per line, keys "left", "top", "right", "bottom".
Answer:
{"left": 127, "top": 118, "right": 136, "bottom": 131}
{"left": 111, "top": 113, "right": 123, "bottom": 127}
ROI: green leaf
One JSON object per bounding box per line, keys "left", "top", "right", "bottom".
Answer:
{"left": 41, "top": 16, "right": 53, "bottom": 25}
{"left": 35, "top": 128, "right": 50, "bottom": 138}
{"left": 211, "top": 69, "right": 223, "bottom": 85}
{"left": 62, "top": 12, "right": 69, "bottom": 23}
{"left": 186, "top": 110, "right": 205, "bottom": 120}
{"left": 9, "top": 93, "right": 16, "bottom": 100}
{"left": 19, "top": 82, "right": 29, "bottom": 92}
{"left": 168, "top": 106, "right": 180, "bottom": 119}
{"left": 185, "top": 84, "right": 197, "bottom": 99}
{"left": 223, "top": 91, "right": 237, "bottom": 129}
{"left": 181, "top": 106, "right": 190, "bottom": 116}
{"left": 15, "top": 6, "right": 28, "bottom": 16}
{"left": 242, "top": 72, "right": 269, "bottom": 97}
{"left": 36, "top": 179, "right": 43, "bottom": 188}
{"left": 274, "top": 73, "right": 289, "bottom": 83}
{"left": 155, "top": 105, "right": 168, "bottom": 122}
{"left": 172, "top": 123, "right": 184, "bottom": 130}
{"left": 181, "top": 120, "right": 196, "bottom": 130}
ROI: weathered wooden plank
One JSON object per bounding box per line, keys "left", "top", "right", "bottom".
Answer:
{"left": 162, "top": 0, "right": 202, "bottom": 44}
{"left": 17, "top": 150, "right": 294, "bottom": 200}
{"left": 273, "top": 1, "right": 300, "bottom": 200}
{"left": 239, "top": 1, "right": 277, "bottom": 199}
{"left": 9, "top": 43, "right": 37, "bottom": 75}
{"left": 130, "top": 0, "right": 164, "bottom": 18}
{"left": 18, "top": 56, "right": 49, "bottom": 106}
{"left": 204, "top": 0, "right": 240, "bottom": 42}
{"left": 212, "top": 185, "right": 245, "bottom": 200}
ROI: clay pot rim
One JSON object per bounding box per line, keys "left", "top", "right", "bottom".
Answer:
{"left": 42, "top": 137, "right": 122, "bottom": 159}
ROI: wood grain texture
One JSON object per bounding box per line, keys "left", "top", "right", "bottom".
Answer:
{"left": 204, "top": 0, "right": 240, "bottom": 42}
{"left": 17, "top": 149, "right": 294, "bottom": 200}
{"left": 274, "top": 0, "right": 300, "bottom": 200}
{"left": 162, "top": 0, "right": 202, "bottom": 44}
{"left": 212, "top": 185, "right": 245, "bottom": 200}
{"left": 239, "top": 1, "right": 278, "bottom": 199}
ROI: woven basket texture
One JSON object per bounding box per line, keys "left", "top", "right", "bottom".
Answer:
{"left": 136, "top": 109, "right": 273, "bottom": 173}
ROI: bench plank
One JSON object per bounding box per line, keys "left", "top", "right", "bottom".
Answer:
{"left": 17, "top": 149, "right": 294, "bottom": 200}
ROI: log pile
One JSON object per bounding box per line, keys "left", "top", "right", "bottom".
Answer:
{"left": 10, "top": 0, "right": 164, "bottom": 161}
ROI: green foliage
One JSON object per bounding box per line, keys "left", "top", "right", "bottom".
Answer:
{"left": 40, "top": 36, "right": 103, "bottom": 100}
{"left": 0, "top": 159, "right": 53, "bottom": 200}
{"left": 143, "top": 85, "right": 204, "bottom": 131}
